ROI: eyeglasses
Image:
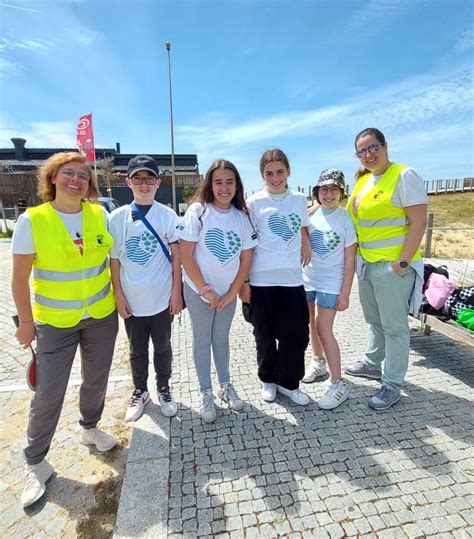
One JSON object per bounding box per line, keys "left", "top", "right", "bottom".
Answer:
{"left": 319, "top": 186, "right": 341, "bottom": 195}
{"left": 130, "top": 176, "right": 159, "bottom": 185}
{"left": 355, "top": 144, "right": 381, "bottom": 159}
{"left": 60, "top": 168, "right": 90, "bottom": 183}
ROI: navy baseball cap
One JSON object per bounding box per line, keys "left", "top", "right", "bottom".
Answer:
{"left": 127, "top": 155, "right": 159, "bottom": 177}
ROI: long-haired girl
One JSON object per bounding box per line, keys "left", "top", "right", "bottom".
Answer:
{"left": 177, "top": 160, "right": 257, "bottom": 422}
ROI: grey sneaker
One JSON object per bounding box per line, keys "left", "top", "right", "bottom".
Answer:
{"left": 200, "top": 391, "right": 216, "bottom": 423}
{"left": 368, "top": 384, "right": 400, "bottom": 410}
{"left": 344, "top": 360, "right": 382, "bottom": 380}
{"left": 218, "top": 383, "right": 244, "bottom": 411}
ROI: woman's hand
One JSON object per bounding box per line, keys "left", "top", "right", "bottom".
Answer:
{"left": 217, "top": 290, "right": 237, "bottom": 311}
{"left": 16, "top": 322, "right": 36, "bottom": 349}
{"left": 239, "top": 282, "right": 251, "bottom": 304}
{"left": 169, "top": 288, "right": 183, "bottom": 315}
{"left": 336, "top": 292, "right": 350, "bottom": 311}
{"left": 301, "top": 236, "right": 312, "bottom": 267}
{"left": 203, "top": 290, "right": 220, "bottom": 310}
{"left": 115, "top": 292, "right": 133, "bottom": 319}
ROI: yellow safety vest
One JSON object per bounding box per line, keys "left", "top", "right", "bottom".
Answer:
{"left": 28, "top": 201, "right": 116, "bottom": 328}
{"left": 347, "top": 163, "right": 421, "bottom": 263}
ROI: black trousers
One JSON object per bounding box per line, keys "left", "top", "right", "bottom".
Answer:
{"left": 246, "top": 285, "right": 309, "bottom": 390}
{"left": 124, "top": 309, "right": 173, "bottom": 391}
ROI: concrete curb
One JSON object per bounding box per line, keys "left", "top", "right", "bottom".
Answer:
{"left": 114, "top": 386, "right": 171, "bottom": 538}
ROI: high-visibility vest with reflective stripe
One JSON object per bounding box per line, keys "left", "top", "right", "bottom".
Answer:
{"left": 28, "top": 201, "right": 116, "bottom": 328}
{"left": 347, "top": 163, "right": 422, "bottom": 263}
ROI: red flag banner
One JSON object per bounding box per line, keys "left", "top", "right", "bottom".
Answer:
{"left": 76, "top": 113, "right": 95, "bottom": 162}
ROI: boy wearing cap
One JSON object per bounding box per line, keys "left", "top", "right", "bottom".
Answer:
{"left": 302, "top": 169, "right": 357, "bottom": 409}
{"left": 109, "top": 155, "right": 183, "bottom": 421}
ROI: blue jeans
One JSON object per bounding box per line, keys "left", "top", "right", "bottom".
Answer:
{"left": 183, "top": 283, "right": 236, "bottom": 393}
{"left": 305, "top": 290, "right": 338, "bottom": 309}
{"left": 358, "top": 261, "right": 416, "bottom": 389}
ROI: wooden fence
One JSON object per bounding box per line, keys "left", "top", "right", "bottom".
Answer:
{"left": 424, "top": 178, "right": 473, "bottom": 195}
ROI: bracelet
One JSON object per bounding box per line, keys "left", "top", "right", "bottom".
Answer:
{"left": 198, "top": 284, "right": 214, "bottom": 296}
{"left": 19, "top": 320, "right": 34, "bottom": 324}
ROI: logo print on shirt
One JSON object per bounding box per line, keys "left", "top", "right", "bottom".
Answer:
{"left": 126, "top": 231, "right": 159, "bottom": 266}
{"left": 268, "top": 212, "right": 301, "bottom": 241}
{"left": 309, "top": 230, "right": 341, "bottom": 259}
{"left": 204, "top": 228, "right": 241, "bottom": 264}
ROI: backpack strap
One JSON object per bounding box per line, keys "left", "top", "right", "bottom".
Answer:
{"left": 130, "top": 202, "right": 172, "bottom": 263}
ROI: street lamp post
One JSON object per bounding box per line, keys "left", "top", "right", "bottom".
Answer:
{"left": 165, "top": 41, "right": 177, "bottom": 213}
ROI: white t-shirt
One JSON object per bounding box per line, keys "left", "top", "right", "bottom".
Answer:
{"left": 11, "top": 204, "right": 109, "bottom": 319}
{"left": 109, "top": 202, "right": 179, "bottom": 316}
{"left": 353, "top": 167, "right": 427, "bottom": 213}
{"left": 247, "top": 189, "right": 310, "bottom": 286}
{"left": 176, "top": 202, "right": 257, "bottom": 298}
{"left": 303, "top": 207, "right": 357, "bottom": 295}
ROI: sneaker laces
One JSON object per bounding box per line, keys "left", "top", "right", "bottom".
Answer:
{"left": 158, "top": 386, "right": 173, "bottom": 403}
{"left": 202, "top": 392, "right": 214, "bottom": 412}
{"left": 378, "top": 384, "right": 396, "bottom": 400}
{"left": 222, "top": 383, "right": 239, "bottom": 402}
{"left": 129, "top": 389, "right": 144, "bottom": 406}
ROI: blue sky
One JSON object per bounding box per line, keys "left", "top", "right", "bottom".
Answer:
{"left": 0, "top": 0, "right": 473, "bottom": 195}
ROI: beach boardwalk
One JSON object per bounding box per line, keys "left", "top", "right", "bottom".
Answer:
{"left": 0, "top": 238, "right": 473, "bottom": 537}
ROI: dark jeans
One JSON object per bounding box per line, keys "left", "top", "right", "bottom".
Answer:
{"left": 245, "top": 285, "right": 309, "bottom": 390}
{"left": 124, "top": 309, "right": 173, "bottom": 391}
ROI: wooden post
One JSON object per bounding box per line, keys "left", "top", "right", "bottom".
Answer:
{"left": 424, "top": 212, "right": 434, "bottom": 258}
{"left": 0, "top": 199, "right": 8, "bottom": 234}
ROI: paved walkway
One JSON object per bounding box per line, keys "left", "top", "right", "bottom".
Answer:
{"left": 1, "top": 238, "right": 473, "bottom": 537}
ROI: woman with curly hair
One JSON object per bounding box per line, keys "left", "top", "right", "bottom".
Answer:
{"left": 11, "top": 152, "right": 118, "bottom": 507}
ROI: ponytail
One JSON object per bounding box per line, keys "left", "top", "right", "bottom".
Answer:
{"left": 354, "top": 167, "right": 370, "bottom": 181}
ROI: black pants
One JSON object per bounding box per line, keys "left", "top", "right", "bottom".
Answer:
{"left": 124, "top": 309, "right": 173, "bottom": 391}
{"left": 246, "top": 285, "right": 309, "bottom": 390}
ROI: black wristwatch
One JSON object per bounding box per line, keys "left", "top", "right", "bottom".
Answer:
{"left": 397, "top": 260, "right": 409, "bottom": 269}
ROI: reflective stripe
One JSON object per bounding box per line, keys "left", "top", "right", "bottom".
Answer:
{"left": 34, "top": 260, "right": 109, "bottom": 282}
{"left": 35, "top": 282, "right": 111, "bottom": 310}
{"left": 358, "top": 217, "right": 408, "bottom": 228}
{"left": 360, "top": 235, "right": 406, "bottom": 250}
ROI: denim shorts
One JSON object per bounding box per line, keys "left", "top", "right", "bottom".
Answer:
{"left": 305, "top": 290, "right": 338, "bottom": 309}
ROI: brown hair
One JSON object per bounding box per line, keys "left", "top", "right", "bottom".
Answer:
{"left": 37, "top": 152, "right": 100, "bottom": 202}
{"left": 192, "top": 159, "right": 253, "bottom": 228}
{"left": 259, "top": 148, "right": 290, "bottom": 174}
{"left": 354, "top": 127, "right": 387, "bottom": 180}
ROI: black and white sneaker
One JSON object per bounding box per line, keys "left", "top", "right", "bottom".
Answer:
{"left": 125, "top": 389, "right": 150, "bottom": 422}
{"left": 158, "top": 386, "right": 178, "bottom": 417}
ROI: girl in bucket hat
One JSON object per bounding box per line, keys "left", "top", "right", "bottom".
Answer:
{"left": 302, "top": 169, "right": 358, "bottom": 410}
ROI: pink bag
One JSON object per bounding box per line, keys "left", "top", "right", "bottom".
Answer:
{"left": 425, "top": 273, "right": 455, "bottom": 310}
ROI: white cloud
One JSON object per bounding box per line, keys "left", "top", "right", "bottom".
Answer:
{"left": 0, "top": 36, "right": 56, "bottom": 51}
{"left": 454, "top": 27, "right": 474, "bottom": 55}
{"left": 0, "top": 118, "right": 76, "bottom": 148}
{"left": 0, "top": 56, "right": 19, "bottom": 78}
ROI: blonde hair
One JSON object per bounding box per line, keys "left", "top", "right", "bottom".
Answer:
{"left": 37, "top": 152, "right": 100, "bottom": 202}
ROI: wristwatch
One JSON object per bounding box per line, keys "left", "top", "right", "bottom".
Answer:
{"left": 397, "top": 260, "right": 409, "bottom": 269}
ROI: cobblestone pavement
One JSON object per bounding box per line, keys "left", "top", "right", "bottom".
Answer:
{"left": 0, "top": 239, "right": 133, "bottom": 537}
{"left": 1, "top": 237, "right": 474, "bottom": 537}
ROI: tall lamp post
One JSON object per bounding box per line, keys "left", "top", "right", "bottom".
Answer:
{"left": 165, "top": 41, "right": 177, "bottom": 213}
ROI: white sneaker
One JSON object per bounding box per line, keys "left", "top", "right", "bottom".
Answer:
{"left": 218, "top": 383, "right": 244, "bottom": 411}
{"left": 21, "top": 459, "right": 54, "bottom": 508}
{"left": 200, "top": 391, "right": 216, "bottom": 423}
{"left": 318, "top": 380, "right": 349, "bottom": 410}
{"left": 81, "top": 427, "right": 117, "bottom": 452}
{"left": 276, "top": 385, "right": 310, "bottom": 405}
{"left": 158, "top": 386, "right": 178, "bottom": 417}
{"left": 302, "top": 358, "right": 328, "bottom": 383}
{"left": 261, "top": 382, "right": 277, "bottom": 402}
{"left": 125, "top": 389, "right": 151, "bottom": 422}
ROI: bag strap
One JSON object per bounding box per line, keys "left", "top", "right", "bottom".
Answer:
{"left": 130, "top": 202, "right": 172, "bottom": 263}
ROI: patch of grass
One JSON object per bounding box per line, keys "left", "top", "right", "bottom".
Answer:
{"left": 77, "top": 475, "right": 123, "bottom": 539}
{"left": 0, "top": 226, "right": 13, "bottom": 238}
{"left": 427, "top": 192, "right": 474, "bottom": 219}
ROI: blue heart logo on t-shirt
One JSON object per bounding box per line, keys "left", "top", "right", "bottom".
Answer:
{"left": 309, "top": 230, "right": 341, "bottom": 259}
{"left": 204, "top": 228, "right": 242, "bottom": 264}
{"left": 268, "top": 212, "right": 301, "bottom": 241}
{"left": 125, "top": 231, "right": 159, "bottom": 266}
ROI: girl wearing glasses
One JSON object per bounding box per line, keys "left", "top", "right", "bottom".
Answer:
{"left": 178, "top": 160, "right": 257, "bottom": 423}
{"left": 11, "top": 152, "right": 118, "bottom": 507}
{"left": 345, "top": 128, "right": 427, "bottom": 410}
{"left": 302, "top": 170, "right": 357, "bottom": 410}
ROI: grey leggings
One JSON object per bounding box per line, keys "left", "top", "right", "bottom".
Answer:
{"left": 183, "top": 282, "right": 236, "bottom": 393}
